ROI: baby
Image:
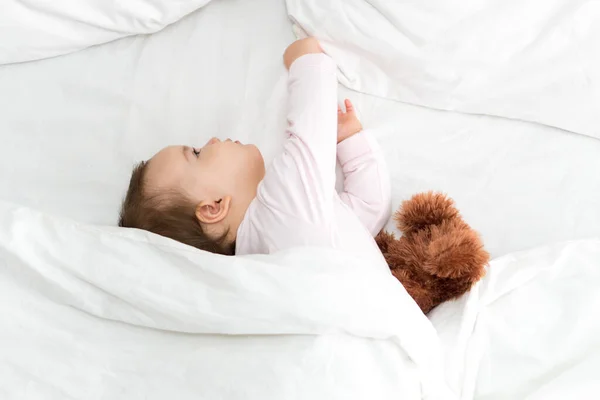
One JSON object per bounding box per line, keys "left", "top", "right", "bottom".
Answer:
{"left": 119, "top": 38, "right": 391, "bottom": 260}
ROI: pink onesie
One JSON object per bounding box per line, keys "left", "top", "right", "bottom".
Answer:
{"left": 235, "top": 53, "right": 391, "bottom": 264}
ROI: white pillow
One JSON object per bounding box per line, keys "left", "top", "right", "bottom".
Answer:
{"left": 0, "top": 0, "right": 213, "bottom": 64}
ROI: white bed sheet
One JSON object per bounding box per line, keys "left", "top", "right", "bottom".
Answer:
{"left": 0, "top": 0, "right": 599, "bottom": 258}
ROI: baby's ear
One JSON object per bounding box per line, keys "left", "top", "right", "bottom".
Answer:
{"left": 195, "top": 196, "right": 231, "bottom": 225}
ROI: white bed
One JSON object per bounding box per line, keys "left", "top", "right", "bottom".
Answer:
{"left": 1, "top": 0, "right": 599, "bottom": 399}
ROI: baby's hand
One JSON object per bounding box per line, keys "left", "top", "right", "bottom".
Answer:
{"left": 337, "top": 99, "right": 363, "bottom": 143}
{"left": 283, "top": 37, "right": 323, "bottom": 70}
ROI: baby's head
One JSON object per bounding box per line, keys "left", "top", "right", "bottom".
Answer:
{"left": 119, "top": 138, "right": 265, "bottom": 255}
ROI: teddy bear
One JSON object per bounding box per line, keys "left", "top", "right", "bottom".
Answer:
{"left": 375, "top": 192, "right": 490, "bottom": 314}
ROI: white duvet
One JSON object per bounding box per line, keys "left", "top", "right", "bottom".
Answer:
{"left": 0, "top": 201, "right": 452, "bottom": 400}
{"left": 0, "top": 0, "right": 212, "bottom": 64}
{"left": 2, "top": 202, "right": 599, "bottom": 399}
{"left": 287, "top": 0, "right": 600, "bottom": 139}
{"left": 430, "top": 239, "right": 600, "bottom": 399}
{"left": 1, "top": 0, "right": 600, "bottom": 399}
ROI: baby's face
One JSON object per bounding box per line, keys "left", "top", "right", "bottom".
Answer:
{"left": 144, "top": 138, "right": 265, "bottom": 203}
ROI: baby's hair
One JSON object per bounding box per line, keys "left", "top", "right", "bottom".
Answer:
{"left": 118, "top": 161, "right": 235, "bottom": 255}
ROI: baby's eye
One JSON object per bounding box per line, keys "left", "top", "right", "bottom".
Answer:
{"left": 192, "top": 148, "right": 200, "bottom": 157}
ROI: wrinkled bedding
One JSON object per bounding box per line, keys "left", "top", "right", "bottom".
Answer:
{"left": 0, "top": 201, "right": 452, "bottom": 400}
{"left": 0, "top": 0, "right": 599, "bottom": 399}
{"left": 287, "top": 0, "right": 600, "bottom": 139}
{"left": 0, "top": 0, "right": 213, "bottom": 64}
{"left": 430, "top": 239, "right": 600, "bottom": 399}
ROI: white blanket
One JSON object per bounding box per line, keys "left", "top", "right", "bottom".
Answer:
{"left": 2, "top": 200, "right": 599, "bottom": 399}
{"left": 430, "top": 238, "right": 600, "bottom": 399}
{"left": 287, "top": 0, "right": 600, "bottom": 139}
{"left": 0, "top": 201, "right": 454, "bottom": 400}
{"left": 0, "top": 0, "right": 213, "bottom": 64}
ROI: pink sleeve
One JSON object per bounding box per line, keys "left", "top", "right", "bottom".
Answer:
{"left": 337, "top": 130, "right": 392, "bottom": 236}
{"left": 255, "top": 53, "right": 338, "bottom": 223}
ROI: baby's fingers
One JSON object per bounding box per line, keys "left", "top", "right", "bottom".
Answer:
{"left": 338, "top": 104, "right": 343, "bottom": 114}
{"left": 344, "top": 99, "right": 354, "bottom": 113}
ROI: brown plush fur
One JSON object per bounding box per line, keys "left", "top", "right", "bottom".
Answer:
{"left": 376, "top": 192, "right": 490, "bottom": 314}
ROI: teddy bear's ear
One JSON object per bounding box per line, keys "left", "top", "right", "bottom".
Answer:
{"left": 395, "top": 191, "right": 459, "bottom": 234}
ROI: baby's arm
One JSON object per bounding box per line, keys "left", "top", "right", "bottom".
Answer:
{"left": 256, "top": 39, "right": 338, "bottom": 223}
{"left": 337, "top": 102, "right": 392, "bottom": 236}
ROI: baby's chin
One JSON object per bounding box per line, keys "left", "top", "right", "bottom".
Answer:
{"left": 246, "top": 143, "right": 263, "bottom": 161}
{"left": 243, "top": 143, "right": 266, "bottom": 179}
